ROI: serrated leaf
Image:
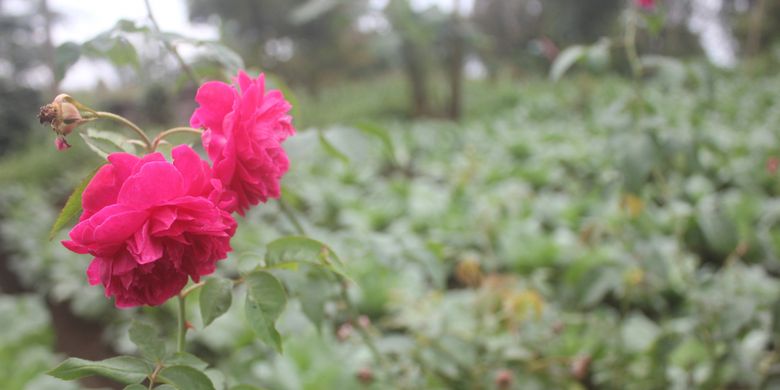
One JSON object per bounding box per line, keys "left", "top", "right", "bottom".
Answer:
{"left": 79, "top": 132, "right": 110, "bottom": 159}
{"left": 48, "top": 169, "right": 97, "bottom": 240}
{"left": 199, "top": 277, "right": 233, "bottom": 327}
{"left": 83, "top": 33, "right": 139, "bottom": 69}
{"left": 265, "top": 236, "right": 350, "bottom": 282}
{"left": 55, "top": 42, "right": 81, "bottom": 81}
{"left": 47, "top": 356, "right": 152, "bottom": 384}
{"left": 318, "top": 129, "right": 349, "bottom": 164}
{"left": 84, "top": 128, "right": 137, "bottom": 153}
{"left": 245, "top": 271, "right": 287, "bottom": 352}
{"left": 163, "top": 352, "right": 208, "bottom": 370}
{"left": 158, "top": 365, "right": 215, "bottom": 390}
{"left": 129, "top": 321, "right": 166, "bottom": 362}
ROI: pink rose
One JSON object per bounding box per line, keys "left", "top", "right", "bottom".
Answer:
{"left": 636, "top": 0, "right": 655, "bottom": 9}
{"left": 190, "top": 71, "right": 295, "bottom": 215}
{"left": 62, "top": 145, "right": 237, "bottom": 308}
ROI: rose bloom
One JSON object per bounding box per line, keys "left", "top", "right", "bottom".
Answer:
{"left": 63, "top": 145, "right": 236, "bottom": 308}
{"left": 190, "top": 71, "right": 295, "bottom": 215}
{"left": 637, "top": 0, "right": 655, "bottom": 9}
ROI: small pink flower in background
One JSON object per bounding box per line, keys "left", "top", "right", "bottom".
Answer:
{"left": 636, "top": 0, "right": 655, "bottom": 9}
{"left": 190, "top": 71, "right": 295, "bottom": 216}
{"left": 768, "top": 156, "right": 779, "bottom": 174}
{"left": 62, "top": 145, "right": 236, "bottom": 308}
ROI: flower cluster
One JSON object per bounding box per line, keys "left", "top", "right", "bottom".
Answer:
{"left": 61, "top": 71, "right": 295, "bottom": 307}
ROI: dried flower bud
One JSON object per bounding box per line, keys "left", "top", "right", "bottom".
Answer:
{"left": 356, "top": 367, "right": 374, "bottom": 384}
{"left": 358, "top": 315, "right": 371, "bottom": 329}
{"left": 455, "top": 256, "right": 482, "bottom": 288}
{"left": 39, "top": 94, "right": 87, "bottom": 151}
{"left": 570, "top": 355, "right": 592, "bottom": 380}
{"left": 337, "top": 322, "right": 353, "bottom": 341}
{"left": 38, "top": 104, "right": 58, "bottom": 125}
{"left": 767, "top": 157, "right": 779, "bottom": 174}
{"left": 495, "top": 369, "right": 513, "bottom": 389}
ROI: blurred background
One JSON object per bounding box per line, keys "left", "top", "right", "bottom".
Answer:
{"left": 2, "top": 0, "right": 780, "bottom": 389}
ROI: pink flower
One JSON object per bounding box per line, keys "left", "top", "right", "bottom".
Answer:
{"left": 55, "top": 137, "right": 71, "bottom": 151}
{"left": 190, "top": 71, "right": 295, "bottom": 216}
{"left": 636, "top": 0, "right": 655, "bottom": 9}
{"left": 62, "top": 145, "right": 236, "bottom": 308}
{"left": 768, "top": 156, "right": 779, "bottom": 174}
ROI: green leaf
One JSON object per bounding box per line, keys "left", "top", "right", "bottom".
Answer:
{"left": 163, "top": 352, "right": 209, "bottom": 370}
{"left": 125, "top": 385, "right": 147, "bottom": 390}
{"left": 158, "top": 366, "right": 215, "bottom": 390}
{"left": 198, "top": 42, "right": 245, "bottom": 76}
{"left": 80, "top": 128, "right": 137, "bottom": 159}
{"left": 245, "top": 271, "right": 287, "bottom": 352}
{"left": 550, "top": 45, "right": 586, "bottom": 81}
{"left": 55, "top": 42, "right": 81, "bottom": 81}
{"left": 298, "top": 274, "right": 333, "bottom": 329}
{"left": 230, "top": 385, "right": 266, "bottom": 390}
{"left": 354, "top": 121, "right": 397, "bottom": 164}
{"left": 199, "top": 277, "right": 233, "bottom": 327}
{"left": 265, "top": 236, "right": 345, "bottom": 273}
{"left": 48, "top": 169, "right": 97, "bottom": 240}
{"left": 697, "top": 196, "right": 738, "bottom": 257}
{"left": 155, "top": 386, "right": 177, "bottom": 390}
{"left": 129, "top": 321, "right": 166, "bottom": 362}
{"left": 290, "top": 0, "right": 340, "bottom": 25}
{"left": 317, "top": 129, "right": 350, "bottom": 164}
{"left": 47, "top": 356, "right": 152, "bottom": 384}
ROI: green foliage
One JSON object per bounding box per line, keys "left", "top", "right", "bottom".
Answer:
{"left": 47, "top": 356, "right": 152, "bottom": 384}
{"left": 245, "top": 271, "right": 288, "bottom": 352}
{"left": 199, "top": 277, "right": 234, "bottom": 327}
{"left": 6, "top": 58, "right": 780, "bottom": 390}
{"left": 129, "top": 321, "right": 166, "bottom": 362}
{"left": 47, "top": 169, "right": 96, "bottom": 240}
{"left": 158, "top": 365, "right": 215, "bottom": 390}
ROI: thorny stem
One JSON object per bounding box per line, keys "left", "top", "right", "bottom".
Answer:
{"left": 143, "top": 0, "right": 199, "bottom": 87}
{"left": 92, "top": 111, "right": 153, "bottom": 152}
{"left": 147, "top": 363, "right": 162, "bottom": 390}
{"left": 176, "top": 295, "right": 187, "bottom": 353}
{"left": 151, "top": 127, "right": 203, "bottom": 151}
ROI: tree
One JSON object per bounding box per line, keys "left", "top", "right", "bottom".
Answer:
{"left": 188, "top": 0, "right": 374, "bottom": 93}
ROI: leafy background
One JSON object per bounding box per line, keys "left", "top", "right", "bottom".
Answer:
{"left": 2, "top": 0, "right": 780, "bottom": 389}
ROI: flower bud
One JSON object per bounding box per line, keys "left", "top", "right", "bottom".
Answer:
{"left": 39, "top": 94, "right": 87, "bottom": 151}
{"left": 495, "top": 369, "right": 513, "bottom": 389}
{"left": 356, "top": 367, "right": 374, "bottom": 384}
{"left": 55, "top": 137, "right": 71, "bottom": 151}
{"left": 337, "top": 322, "right": 354, "bottom": 341}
